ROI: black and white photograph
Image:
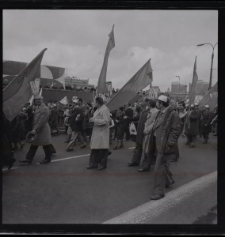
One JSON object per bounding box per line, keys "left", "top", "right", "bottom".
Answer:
{"left": 2, "top": 9, "right": 218, "bottom": 227}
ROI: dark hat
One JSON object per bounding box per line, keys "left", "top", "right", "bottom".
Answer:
{"left": 26, "top": 131, "right": 37, "bottom": 143}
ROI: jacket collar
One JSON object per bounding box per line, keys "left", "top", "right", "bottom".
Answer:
{"left": 154, "top": 106, "right": 174, "bottom": 130}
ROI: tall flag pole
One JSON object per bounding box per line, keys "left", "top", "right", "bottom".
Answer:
{"left": 189, "top": 56, "right": 198, "bottom": 105}
{"left": 3, "top": 48, "right": 47, "bottom": 121}
{"left": 97, "top": 24, "right": 115, "bottom": 97}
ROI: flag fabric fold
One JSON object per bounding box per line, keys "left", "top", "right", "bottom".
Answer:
{"left": 199, "top": 82, "right": 218, "bottom": 111}
{"left": 3, "top": 48, "right": 47, "bottom": 121}
{"left": 97, "top": 25, "right": 115, "bottom": 95}
{"left": 55, "top": 71, "right": 66, "bottom": 89}
{"left": 107, "top": 59, "right": 153, "bottom": 111}
{"left": 189, "top": 56, "right": 198, "bottom": 105}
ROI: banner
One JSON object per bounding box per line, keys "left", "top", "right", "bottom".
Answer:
{"left": 60, "top": 95, "right": 68, "bottom": 105}
{"left": 97, "top": 25, "right": 115, "bottom": 95}
{"left": 189, "top": 56, "right": 198, "bottom": 105}
{"left": 55, "top": 71, "right": 66, "bottom": 89}
{"left": 107, "top": 59, "right": 153, "bottom": 111}
{"left": 3, "top": 48, "right": 47, "bottom": 121}
{"left": 106, "top": 81, "right": 113, "bottom": 97}
{"left": 199, "top": 82, "right": 218, "bottom": 111}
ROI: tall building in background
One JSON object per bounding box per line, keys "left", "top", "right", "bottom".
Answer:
{"left": 189, "top": 80, "right": 209, "bottom": 96}
{"left": 170, "top": 82, "right": 188, "bottom": 102}
{"left": 171, "top": 82, "right": 187, "bottom": 94}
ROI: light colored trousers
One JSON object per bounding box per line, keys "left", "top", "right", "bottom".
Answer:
{"left": 67, "top": 131, "right": 86, "bottom": 149}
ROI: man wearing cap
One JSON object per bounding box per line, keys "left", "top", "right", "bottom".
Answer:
{"left": 185, "top": 103, "right": 201, "bottom": 147}
{"left": 150, "top": 95, "right": 181, "bottom": 200}
{"left": 200, "top": 105, "right": 213, "bottom": 144}
{"left": 19, "top": 95, "right": 52, "bottom": 165}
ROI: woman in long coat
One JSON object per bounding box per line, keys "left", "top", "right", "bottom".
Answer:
{"left": 114, "top": 107, "right": 125, "bottom": 149}
{"left": 87, "top": 97, "right": 110, "bottom": 170}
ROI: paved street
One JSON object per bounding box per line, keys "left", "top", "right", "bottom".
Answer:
{"left": 2, "top": 134, "right": 217, "bottom": 224}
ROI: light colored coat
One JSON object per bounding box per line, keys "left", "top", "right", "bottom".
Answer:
{"left": 32, "top": 103, "right": 51, "bottom": 146}
{"left": 90, "top": 104, "right": 110, "bottom": 149}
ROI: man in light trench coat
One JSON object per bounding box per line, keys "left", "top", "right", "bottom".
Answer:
{"left": 87, "top": 97, "right": 111, "bottom": 170}
{"left": 19, "top": 95, "right": 53, "bottom": 165}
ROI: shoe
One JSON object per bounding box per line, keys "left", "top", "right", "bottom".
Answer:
{"left": 8, "top": 158, "right": 16, "bottom": 170}
{"left": 203, "top": 140, "right": 207, "bottom": 144}
{"left": 213, "top": 134, "right": 217, "bottom": 136}
{"left": 19, "top": 159, "right": 32, "bottom": 165}
{"left": 40, "top": 159, "right": 51, "bottom": 164}
{"left": 150, "top": 194, "right": 165, "bottom": 200}
{"left": 86, "top": 165, "right": 97, "bottom": 169}
{"left": 80, "top": 144, "right": 87, "bottom": 149}
{"left": 64, "top": 140, "right": 70, "bottom": 143}
{"left": 190, "top": 143, "right": 195, "bottom": 148}
{"left": 185, "top": 142, "right": 190, "bottom": 145}
{"left": 138, "top": 168, "right": 149, "bottom": 172}
{"left": 128, "top": 162, "right": 139, "bottom": 167}
{"left": 165, "top": 180, "right": 175, "bottom": 188}
{"left": 98, "top": 165, "right": 106, "bottom": 170}
{"left": 108, "top": 151, "right": 112, "bottom": 156}
{"left": 119, "top": 144, "right": 124, "bottom": 148}
{"left": 66, "top": 148, "right": 73, "bottom": 152}
{"left": 114, "top": 146, "right": 118, "bottom": 150}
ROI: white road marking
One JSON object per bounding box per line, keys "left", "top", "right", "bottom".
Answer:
{"left": 128, "top": 147, "right": 135, "bottom": 149}
{"left": 103, "top": 171, "right": 217, "bottom": 224}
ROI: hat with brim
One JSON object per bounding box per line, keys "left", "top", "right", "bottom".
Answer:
{"left": 34, "top": 95, "right": 43, "bottom": 100}
{"left": 26, "top": 131, "right": 37, "bottom": 143}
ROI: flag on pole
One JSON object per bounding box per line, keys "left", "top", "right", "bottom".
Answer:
{"left": 97, "top": 25, "right": 115, "bottom": 95}
{"left": 60, "top": 96, "right": 68, "bottom": 105}
{"left": 55, "top": 71, "right": 66, "bottom": 89}
{"left": 189, "top": 56, "right": 198, "bottom": 105}
{"left": 199, "top": 82, "right": 218, "bottom": 111}
{"left": 3, "top": 48, "right": 47, "bottom": 121}
{"left": 107, "top": 59, "right": 153, "bottom": 111}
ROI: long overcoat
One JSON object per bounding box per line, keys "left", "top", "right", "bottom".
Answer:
{"left": 147, "top": 106, "right": 181, "bottom": 161}
{"left": 185, "top": 110, "right": 200, "bottom": 136}
{"left": 136, "top": 109, "right": 149, "bottom": 145}
{"left": 90, "top": 104, "right": 110, "bottom": 149}
{"left": 200, "top": 110, "right": 213, "bottom": 134}
{"left": 32, "top": 103, "right": 51, "bottom": 146}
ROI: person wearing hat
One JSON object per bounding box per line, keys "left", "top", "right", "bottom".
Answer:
{"left": 184, "top": 103, "right": 201, "bottom": 148}
{"left": 19, "top": 95, "right": 53, "bottom": 165}
{"left": 200, "top": 105, "right": 213, "bottom": 144}
{"left": 150, "top": 95, "right": 181, "bottom": 200}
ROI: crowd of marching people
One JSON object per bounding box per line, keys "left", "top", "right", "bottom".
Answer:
{"left": 2, "top": 92, "right": 217, "bottom": 200}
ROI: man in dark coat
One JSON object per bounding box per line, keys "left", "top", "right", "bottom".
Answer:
{"left": 19, "top": 95, "right": 53, "bottom": 165}
{"left": 200, "top": 105, "right": 213, "bottom": 144}
{"left": 185, "top": 104, "right": 201, "bottom": 148}
{"left": 124, "top": 104, "right": 134, "bottom": 141}
{"left": 150, "top": 95, "right": 181, "bottom": 200}
{"left": 127, "top": 106, "right": 149, "bottom": 167}
{"left": 66, "top": 106, "right": 87, "bottom": 152}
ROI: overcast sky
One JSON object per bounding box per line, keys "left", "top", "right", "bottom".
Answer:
{"left": 3, "top": 10, "right": 218, "bottom": 91}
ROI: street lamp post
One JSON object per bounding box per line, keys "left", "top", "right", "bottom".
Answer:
{"left": 197, "top": 42, "right": 218, "bottom": 90}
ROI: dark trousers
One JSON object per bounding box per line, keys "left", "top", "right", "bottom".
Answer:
{"left": 202, "top": 133, "right": 209, "bottom": 141}
{"left": 26, "top": 144, "right": 52, "bottom": 161}
{"left": 131, "top": 143, "right": 143, "bottom": 164}
{"left": 186, "top": 135, "right": 197, "bottom": 144}
{"left": 124, "top": 128, "right": 130, "bottom": 140}
{"left": 89, "top": 149, "right": 108, "bottom": 168}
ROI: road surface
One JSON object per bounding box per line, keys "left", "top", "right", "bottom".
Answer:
{"left": 2, "top": 133, "right": 217, "bottom": 224}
